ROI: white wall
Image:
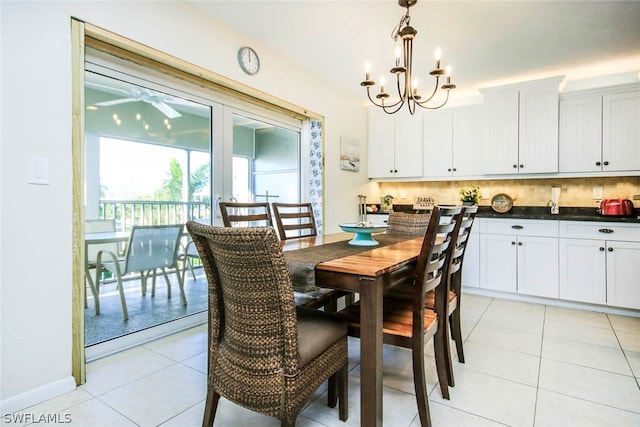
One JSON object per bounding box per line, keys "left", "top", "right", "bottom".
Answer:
{"left": 0, "top": 1, "right": 372, "bottom": 412}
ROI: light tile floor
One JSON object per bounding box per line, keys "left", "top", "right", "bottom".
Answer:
{"left": 12, "top": 295, "right": 640, "bottom": 426}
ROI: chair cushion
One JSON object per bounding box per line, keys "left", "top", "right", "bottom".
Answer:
{"left": 296, "top": 306, "right": 347, "bottom": 367}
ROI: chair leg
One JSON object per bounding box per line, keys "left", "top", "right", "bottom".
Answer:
{"left": 202, "top": 390, "right": 220, "bottom": 427}
{"left": 338, "top": 363, "right": 348, "bottom": 421}
{"left": 328, "top": 373, "right": 337, "bottom": 408}
{"left": 176, "top": 267, "right": 187, "bottom": 306}
{"left": 161, "top": 268, "right": 172, "bottom": 299}
{"left": 86, "top": 267, "right": 100, "bottom": 315}
{"left": 450, "top": 309, "right": 465, "bottom": 364}
{"left": 442, "top": 316, "right": 455, "bottom": 388}
{"left": 433, "top": 327, "right": 450, "bottom": 400}
{"left": 412, "top": 336, "right": 432, "bottom": 427}
{"left": 115, "top": 275, "right": 129, "bottom": 321}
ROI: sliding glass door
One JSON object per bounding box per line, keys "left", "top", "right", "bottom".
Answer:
{"left": 84, "top": 70, "right": 213, "bottom": 352}
{"left": 83, "top": 54, "right": 304, "bottom": 358}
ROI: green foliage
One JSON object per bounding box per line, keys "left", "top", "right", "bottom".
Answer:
{"left": 459, "top": 186, "right": 481, "bottom": 204}
{"left": 189, "top": 163, "right": 210, "bottom": 201}
{"left": 154, "top": 158, "right": 183, "bottom": 201}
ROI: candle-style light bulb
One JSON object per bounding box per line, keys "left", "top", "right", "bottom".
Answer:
{"left": 434, "top": 47, "right": 442, "bottom": 69}
{"left": 446, "top": 65, "right": 452, "bottom": 83}
{"left": 380, "top": 76, "right": 386, "bottom": 93}
{"left": 395, "top": 45, "right": 401, "bottom": 66}
{"left": 412, "top": 78, "right": 419, "bottom": 95}
{"left": 365, "top": 62, "right": 371, "bottom": 80}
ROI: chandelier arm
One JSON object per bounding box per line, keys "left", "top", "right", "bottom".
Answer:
{"left": 416, "top": 90, "right": 451, "bottom": 110}
{"left": 417, "top": 76, "right": 440, "bottom": 104}
{"left": 382, "top": 101, "right": 407, "bottom": 115}
{"left": 366, "top": 87, "right": 403, "bottom": 110}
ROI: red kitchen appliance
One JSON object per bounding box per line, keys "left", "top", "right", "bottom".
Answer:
{"left": 598, "top": 199, "right": 635, "bottom": 216}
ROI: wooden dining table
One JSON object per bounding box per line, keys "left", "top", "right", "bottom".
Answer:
{"left": 281, "top": 232, "right": 424, "bottom": 427}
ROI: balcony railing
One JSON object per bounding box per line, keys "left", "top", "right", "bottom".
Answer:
{"left": 98, "top": 200, "right": 210, "bottom": 231}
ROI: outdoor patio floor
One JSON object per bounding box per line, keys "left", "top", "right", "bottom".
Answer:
{"left": 84, "top": 267, "right": 208, "bottom": 346}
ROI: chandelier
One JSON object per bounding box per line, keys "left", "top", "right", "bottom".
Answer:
{"left": 360, "top": 0, "right": 456, "bottom": 115}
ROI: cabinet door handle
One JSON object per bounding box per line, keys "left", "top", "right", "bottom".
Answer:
{"left": 447, "top": 168, "right": 452, "bottom": 172}
{"left": 511, "top": 241, "right": 516, "bottom": 245}
{"left": 598, "top": 228, "right": 614, "bottom": 234}
{"left": 511, "top": 225, "right": 524, "bottom": 230}
{"left": 519, "top": 164, "right": 524, "bottom": 169}
{"left": 603, "top": 161, "right": 609, "bottom": 166}
{"left": 518, "top": 241, "right": 523, "bottom": 246}
{"left": 394, "top": 169, "right": 398, "bottom": 173}
{"left": 608, "top": 247, "right": 614, "bottom": 252}
{"left": 513, "top": 164, "right": 518, "bottom": 169}
{"left": 599, "top": 247, "right": 605, "bottom": 251}
{"left": 596, "top": 161, "right": 601, "bottom": 166}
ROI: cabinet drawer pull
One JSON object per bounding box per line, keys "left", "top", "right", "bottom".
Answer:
{"left": 603, "top": 161, "right": 609, "bottom": 166}
{"left": 599, "top": 247, "right": 605, "bottom": 251}
{"left": 608, "top": 247, "right": 614, "bottom": 252}
{"left": 598, "top": 228, "right": 614, "bottom": 234}
{"left": 511, "top": 225, "right": 524, "bottom": 230}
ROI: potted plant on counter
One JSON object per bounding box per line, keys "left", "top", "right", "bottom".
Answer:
{"left": 459, "top": 186, "right": 480, "bottom": 206}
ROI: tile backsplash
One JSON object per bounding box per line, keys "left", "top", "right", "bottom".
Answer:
{"left": 378, "top": 176, "right": 640, "bottom": 208}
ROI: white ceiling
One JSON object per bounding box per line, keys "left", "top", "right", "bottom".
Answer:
{"left": 190, "top": 0, "right": 640, "bottom": 102}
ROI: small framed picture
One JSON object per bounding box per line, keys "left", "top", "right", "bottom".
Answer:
{"left": 340, "top": 136, "right": 360, "bottom": 172}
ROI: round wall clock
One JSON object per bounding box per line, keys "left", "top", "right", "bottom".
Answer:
{"left": 237, "top": 46, "right": 260, "bottom": 75}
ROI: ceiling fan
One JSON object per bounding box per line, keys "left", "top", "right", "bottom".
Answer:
{"left": 89, "top": 83, "right": 184, "bottom": 119}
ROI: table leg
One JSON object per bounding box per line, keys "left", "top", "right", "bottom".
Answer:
{"left": 358, "top": 276, "right": 384, "bottom": 427}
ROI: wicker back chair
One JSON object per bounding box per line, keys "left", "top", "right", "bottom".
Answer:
{"left": 337, "top": 206, "right": 463, "bottom": 427}
{"left": 185, "top": 223, "right": 348, "bottom": 427}
{"left": 386, "top": 211, "right": 431, "bottom": 236}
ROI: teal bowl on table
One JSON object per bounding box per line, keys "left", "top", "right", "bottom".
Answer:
{"left": 339, "top": 223, "right": 389, "bottom": 246}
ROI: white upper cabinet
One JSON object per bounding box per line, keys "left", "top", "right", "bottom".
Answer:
{"left": 559, "top": 95, "right": 603, "bottom": 172}
{"left": 559, "top": 85, "right": 640, "bottom": 173}
{"left": 603, "top": 89, "right": 640, "bottom": 172}
{"left": 423, "top": 106, "right": 485, "bottom": 179}
{"left": 368, "top": 108, "right": 423, "bottom": 178}
{"left": 480, "top": 76, "right": 563, "bottom": 175}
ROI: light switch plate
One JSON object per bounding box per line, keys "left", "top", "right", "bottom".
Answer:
{"left": 28, "top": 158, "right": 49, "bottom": 185}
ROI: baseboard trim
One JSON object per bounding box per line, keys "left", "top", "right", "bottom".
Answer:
{"left": 0, "top": 376, "right": 76, "bottom": 415}
{"left": 463, "top": 286, "right": 640, "bottom": 318}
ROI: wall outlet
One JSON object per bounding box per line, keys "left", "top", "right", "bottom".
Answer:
{"left": 399, "top": 191, "right": 407, "bottom": 200}
{"left": 592, "top": 187, "right": 603, "bottom": 200}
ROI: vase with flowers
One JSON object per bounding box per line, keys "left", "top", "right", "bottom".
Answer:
{"left": 459, "top": 186, "right": 481, "bottom": 206}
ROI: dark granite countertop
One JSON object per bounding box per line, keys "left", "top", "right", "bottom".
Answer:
{"left": 386, "top": 204, "right": 640, "bottom": 224}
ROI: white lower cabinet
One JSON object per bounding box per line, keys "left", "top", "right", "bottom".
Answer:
{"left": 479, "top": 219, "right": 559, "bottom": 298}
{"left": 559, "top": 238, "right": 606, "bottom": 304}
{"left": 559, "top": 221, "right": 640, "bottom": 310}
{"left": 461, "top": 222, "right": 480, "bottom": 288}
{"left": 606, "top": 241, "right": 640, "bottom": 309}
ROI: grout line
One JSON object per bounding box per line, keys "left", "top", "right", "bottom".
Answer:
{"left": 607, "top": 313, "right": 640, "bottom": 390}
{"left": 532, "top": 304, "right": 547, "bottom": 427}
